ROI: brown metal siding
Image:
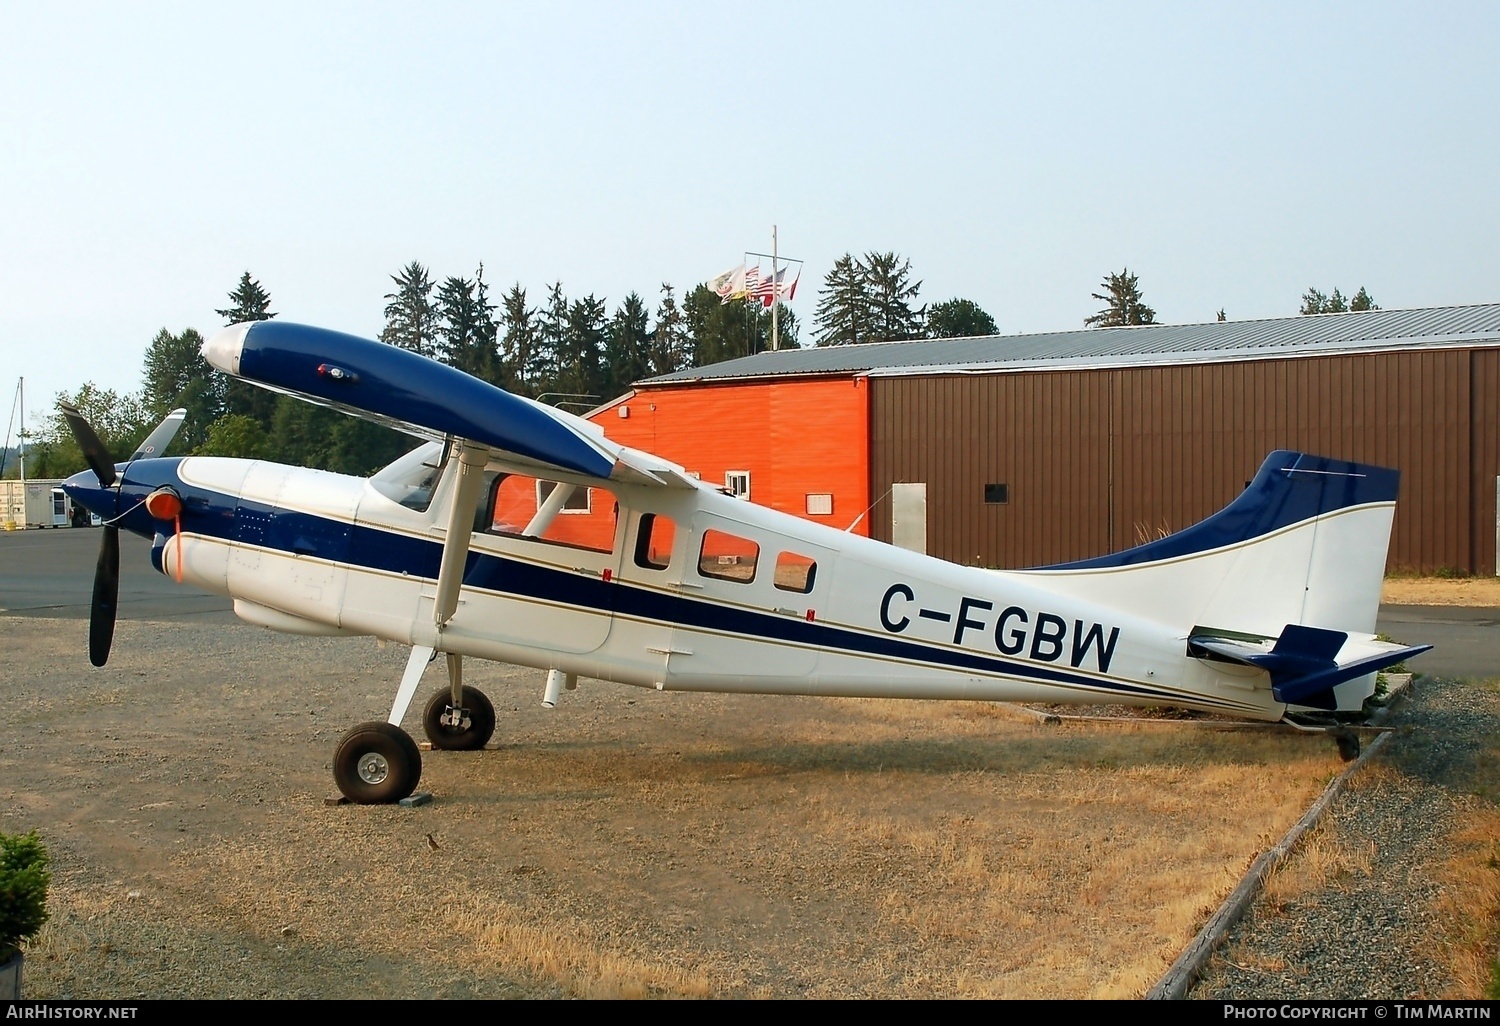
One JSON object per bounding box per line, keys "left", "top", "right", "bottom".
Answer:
{"left": 869, "top": 347, "right": 1498, "bottom": 573}
{"left": 1474, "top": 349, "right": 1500, "bottom": 575}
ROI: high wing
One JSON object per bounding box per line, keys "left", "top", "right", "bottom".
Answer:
{"left": 201, "top": 318, "right": 702, "bottom": 690}
{"left": 200, "top": 320, "right": 697, "bottom": 491}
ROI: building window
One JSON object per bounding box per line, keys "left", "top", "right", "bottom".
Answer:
{"left": 725, "top": 470, "right": 750, "bottom": 501}
{"left": 698, "top": 528, "right": 759, "bottom": 583}
{"left": 634, "top": 513, "right": 676, "bottom": 570}
{"left": 984, "top": 483, "right": 1009, "bottom": 505}
{"left": 805, "top": 493, "right": 833, "bottom": 516}
{"left": 774, "top": 551, "right": 817, "bottom": 593}
{"left": 537, "top": 479, "right": 591, "bottom": 514}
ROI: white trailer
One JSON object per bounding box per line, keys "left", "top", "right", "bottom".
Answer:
{"left": 0, "top": 478, "right": 71, "bottom": 529}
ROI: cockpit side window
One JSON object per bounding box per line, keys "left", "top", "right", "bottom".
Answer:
{"left": 370, "top": 441, "right": 450, "bottom": 513}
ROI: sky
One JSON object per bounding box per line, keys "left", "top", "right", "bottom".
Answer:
{"left": 3, "top": 1, "right": 1498, "bottom": 430}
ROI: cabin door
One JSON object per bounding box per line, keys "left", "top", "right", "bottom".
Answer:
{"left": 666, "top": 514, "right": 834, "bottom": 685}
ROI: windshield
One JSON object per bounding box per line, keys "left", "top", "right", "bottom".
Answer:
{"left": 370, "top": 440, "right": 449, "bottom": 512}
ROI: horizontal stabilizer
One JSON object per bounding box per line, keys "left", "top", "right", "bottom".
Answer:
{"left": 1189, "top": 625, "right": 1430, "bottom": 707}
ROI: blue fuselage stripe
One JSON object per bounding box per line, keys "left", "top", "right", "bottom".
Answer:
{"left": 96, "top": 459, "right": 1207, "bottom": 705}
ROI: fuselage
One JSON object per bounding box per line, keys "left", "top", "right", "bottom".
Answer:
{"left": 66, "top": 451, "right": 1292, "bottom": 721}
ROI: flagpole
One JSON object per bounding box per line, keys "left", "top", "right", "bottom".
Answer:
{"left": 18, "top": 377, "right": 25, "bottom": 497}
{"left": 770, "top": 225, "right": 779, "bottom": 352}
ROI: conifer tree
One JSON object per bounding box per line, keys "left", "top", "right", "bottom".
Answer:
{"left": 380, "top": 261, "right": 439, "bottom": 357}
{"left": 1304, "top": 286, "right": 1378, "bottom": 314}
{"left": 604, "top": 292, "right": 651, "bottom": 398}
{"left": 1085, "top": 269, "right": 1156, "bottom": 327}
{"left": 216, "top": 272, "right": 276, "bottom": 323}
{"left": 141, "top": 327, "right": 220, "bottom": 452}
{"left": 217, "top": 272, "right": 279, "bottom": 427}
{"left": 684, "top": 285, "right": 797, "bottom": 364}
{"left": 556, "top": 294, "right": 607, "bottom": 406}
{"left": 534, "top": 282, "right": 569, "bottom": 397}
{"left": 649, "top": 284, "right": 690, "bottom": 376}
{"left": 499, "top": 284, "right": 539, "bottom": 396}
{"left": 862, "top": 251, "right": 925, "bottom": 341}
{"left": 813, "top": 254, "right": 872, "bottom": 347}
{"left": 435, "top": 265, "right": 498, "bottom": 382}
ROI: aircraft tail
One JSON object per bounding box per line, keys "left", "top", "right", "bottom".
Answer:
{"left": 1016, "top": 451, "right": 1428, "bottom": 710}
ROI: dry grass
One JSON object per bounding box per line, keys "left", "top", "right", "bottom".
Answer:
{"left": 1382, "top": 576, "right": 1500, "bottom": 607}
{"left": 6, "top": 618, "right": 1356, "bottom": 999}
{"left": 1433, "top": 808, "right": 1500, "bottom": 998}
{"left": 456, "top": 903, "right": 713, "bottom": 998}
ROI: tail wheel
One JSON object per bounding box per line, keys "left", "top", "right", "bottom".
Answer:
{"left": 334, "top": 721, "right": 422, "bottom": 804}
{"left": 423, "top": 685, "right": 496, "bottom": 751}
{"left": 1333, "top": 728, "right": 1361, "bottom": 762}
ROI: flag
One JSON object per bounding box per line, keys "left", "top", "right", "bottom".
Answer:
{"left": 755, "top": 266, "right": 801, "bottom": 308}
{"left": 783, "top": 265, "right": 800, "bottom": 302}
{"left": 752, "top": 268, "right": 781, "bottom": 306}
{"left": 712, "top": 261, "right": 799, "bottom": 306}
{"left": 710, "top": 264, "right": 746, "bottom": 301}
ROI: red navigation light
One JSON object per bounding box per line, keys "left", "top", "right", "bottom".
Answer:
{"left": 317, "top": 364, "right": 358, "bottom": 382}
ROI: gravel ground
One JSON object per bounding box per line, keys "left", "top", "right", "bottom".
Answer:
{"left": 1192, "top": 674, "right": 1500, "bottom": 1000}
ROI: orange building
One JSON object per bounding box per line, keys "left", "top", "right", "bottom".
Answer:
{"left": 504, "top": 303, "right": 1500, "bottom": 575}
{"left": 497, "top": 376, "right": 872, "bottom": 552}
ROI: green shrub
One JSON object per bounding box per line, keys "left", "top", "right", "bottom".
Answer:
{"left": 0, "top": 831, "right": 50, "bottom": 958}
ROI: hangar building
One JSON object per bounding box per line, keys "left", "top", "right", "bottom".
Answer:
{"left": 573, "top": 303, "right": 1500, "bottom": 575}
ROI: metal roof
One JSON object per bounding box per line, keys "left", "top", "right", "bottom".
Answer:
{"left": 638, "top": 302, "right": 1500, "bottom": 386}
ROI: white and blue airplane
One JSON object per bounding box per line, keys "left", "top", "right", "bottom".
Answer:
{"left": 61, "top": 321, "right": 1430, "bottom": 804}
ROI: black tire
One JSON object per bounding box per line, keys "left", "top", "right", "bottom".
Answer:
{"left": 422, "top": 685, "right": 496, "bottom": 751}
{"left": 1334, "top": 729, "right": 1361, "bottom": 762}
{"left": 333, "top": 721, "right": 422, "bottom": 804}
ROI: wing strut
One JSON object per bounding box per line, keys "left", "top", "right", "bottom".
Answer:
{"left": 524, "top": 482, "right": 576, "bottom": 538}
{"left": 389, "top": 645, "right": 435, "bottom": 726}
{"left": 433, "top": 441, "right": 489, "bottom": 629}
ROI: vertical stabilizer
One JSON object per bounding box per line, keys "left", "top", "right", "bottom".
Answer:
{"left": 1013, "top": 451, "right": 1400, "bottom": 639}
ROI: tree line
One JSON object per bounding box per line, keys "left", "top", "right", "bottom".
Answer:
{"left": 10, "top": 260, "right": 1380, "bottom": 481}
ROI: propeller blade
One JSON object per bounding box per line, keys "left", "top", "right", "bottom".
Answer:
{"left": 59, "top": 402, "right": 117, "bottom": 488}
{"left": 89, "top": 526, "right": 120, "bottom": 667}
{"left": 130, "top": 408, "right": 186, "bottom": 462}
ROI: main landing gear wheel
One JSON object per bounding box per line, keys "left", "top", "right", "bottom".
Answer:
{"left": 333, "top": 721, "right": 422, "bottom": 804}
{"left": 423, "top": 685, "right": 496, "bottom": 751}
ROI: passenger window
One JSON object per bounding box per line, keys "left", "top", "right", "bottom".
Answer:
{"left": 774, "top": 551, "right": 817, "bottom": 593}
{"left": 634, "top": 513, "right": 677, "bottom": 570}
{"left": 484, "top": 474, "right": 616, "bottom": 554}
{"left": 698, "top": 528, "right": 759, "bottom": 584}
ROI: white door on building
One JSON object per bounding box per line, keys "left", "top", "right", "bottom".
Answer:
{"left": 892, "top": 482, "right": 927, "bottom": 555}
